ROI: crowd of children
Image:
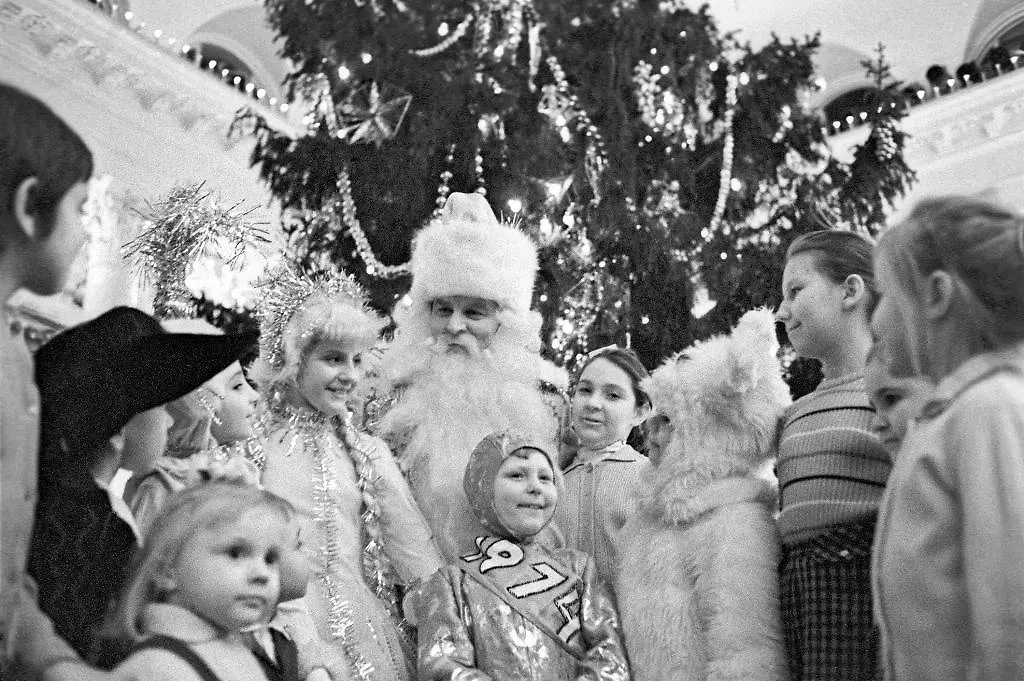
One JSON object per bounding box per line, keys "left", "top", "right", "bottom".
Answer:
{"left": 4, "top": 82, "right": 1024, "bottom": 681}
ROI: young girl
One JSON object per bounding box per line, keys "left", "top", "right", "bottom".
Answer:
{"left": 112, "top": 481, "right": 292, "bottom": 681}
{"left": 870, "top": 196, "right": 1024, "bottom": 681}
{"left": 553, "top": 346, "right": 652, "bottom": 593}
{"left": 251, "top": 266, "right": 443, "bottom": 681}
{"left": 412, "top": 432, "right": 630, "bottom": 680}
{"left": 128, "top": 318, "right": 262, "bottom": 537}
{"left": 773, "top": 230, "right": 890, "bottom": 681}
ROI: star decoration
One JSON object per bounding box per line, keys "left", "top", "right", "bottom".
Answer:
{"left": 336, "top": 81, "right": 413, "bottom": 146}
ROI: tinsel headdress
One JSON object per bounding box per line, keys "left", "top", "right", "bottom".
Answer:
{"left": 251, "top": 265, "right": 386, "bottom": 391}
{"left": 122, "top": 182, "right": 270, "bottom": 319}
{"left": 408, "top": 192, "right": 539, "bottom": 312}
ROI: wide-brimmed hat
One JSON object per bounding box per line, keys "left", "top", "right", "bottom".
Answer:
{"left": 408, "top": 192, "right": 539, "bottom": 312}
{"left": 35, "top": 306, "right": 258, "bottom": 462}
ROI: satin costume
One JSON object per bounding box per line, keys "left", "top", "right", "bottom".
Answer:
{"left": 412, "top": 432, "right": 631, "bottom": 681}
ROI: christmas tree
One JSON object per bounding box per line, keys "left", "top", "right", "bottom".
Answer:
{"left": 241, "top": 0, "right": 914, "bottom": 373}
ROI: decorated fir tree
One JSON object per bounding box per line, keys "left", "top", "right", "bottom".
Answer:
{"left": 241, "top": 0, "right": 914, "bottom": 374}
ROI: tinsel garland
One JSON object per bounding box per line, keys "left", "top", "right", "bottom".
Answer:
{"left": 545, "top": 54, "right": 607, "bottom": 202}
{"left": 336, "top": 168, "right": 411, "bottom": 278}
{"left": 253, "top": 265, "right": 374, "bottom": 371}
{"left": 122, "top": 183, "right": 269, "bottom": 318}
{"left": 267, "top": 399, "right": 380, "bottom": 681}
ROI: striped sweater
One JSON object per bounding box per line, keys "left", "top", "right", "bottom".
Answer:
{"left": 776, "top": 372, "right": 890, "bottom": 545}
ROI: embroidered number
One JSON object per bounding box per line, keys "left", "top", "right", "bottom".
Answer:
{"left": 507, "top": 562, "right": 568, "bottom": 598}
{"left": 461, "top": 537, "right": 525, "bottom": 573}
{"left": 554, "top": 586, "right": 582, "bottom": 643}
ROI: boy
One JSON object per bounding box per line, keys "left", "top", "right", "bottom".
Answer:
{"left": 29, "top": 306, "right": 256, "bottom": 665}
{"left": 0, "top": 83, "right": 107, "bottom": 681}
{"left": 411, "top": 432, "right": 630, "bottom": 680}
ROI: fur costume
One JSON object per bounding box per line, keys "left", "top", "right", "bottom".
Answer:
{"left": 375, "top": 193, "right": 568, "bottom": 561}
{"left": 616, "top": 309, "right": 791, "bottom": 681}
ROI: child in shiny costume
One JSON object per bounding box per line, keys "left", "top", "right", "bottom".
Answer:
{"left": 412, "top": 432, "right": 631, "bottom": 681}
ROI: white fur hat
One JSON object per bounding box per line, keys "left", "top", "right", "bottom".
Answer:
{"left": 408, "top": 192, "right": 538, "bottom": 312}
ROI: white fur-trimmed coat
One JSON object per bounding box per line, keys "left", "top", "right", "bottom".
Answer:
{"left": 616, "top": 475, "right": 788, "bottom": 681}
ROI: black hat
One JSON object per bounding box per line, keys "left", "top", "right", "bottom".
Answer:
{"left": 35, "top": 306, "right": 258, "bottom": 461}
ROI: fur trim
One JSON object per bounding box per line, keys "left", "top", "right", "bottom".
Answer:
{"left": 408, "top": 193, "right": 538, "bottom": 312}
{"left": 642, "top": 308, "right": 790, "bottom": 489}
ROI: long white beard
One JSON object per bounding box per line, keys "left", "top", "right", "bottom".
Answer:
{"left": 379, "top": 341, "right": 560, "bottom": 559}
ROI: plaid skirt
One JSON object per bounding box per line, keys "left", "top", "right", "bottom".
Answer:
{"left": 779, "top": 516, "right": 879, "bottom": 681}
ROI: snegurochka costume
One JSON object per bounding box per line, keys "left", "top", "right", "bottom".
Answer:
{"left": 252, "top": 266, "right": 443, "bottom": 681}
{"left": 412, "top": 433, "right": 630, "bottom": 681}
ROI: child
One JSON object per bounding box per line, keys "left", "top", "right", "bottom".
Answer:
{"left": 412, "top": 431, "right": 631, "bottom": 680}
{"left": 862, "top": 345, "right": 934, "bottom": 458}
{"left": 112, "top": 481, "right": 292, "bottom": 681}
{"left": 773, "top": 230, "right": 890, "bottom": 681}
{"left": 616, "top": 309, "right": 790, "bottom": 681}
{"left": 28, "top": 306, "right": 257, "bottom": 664}
{"left": 128, "top": 318, "right": 262, "bottom": 537}
{"left": 553, "top": 346, "right": 652, "bottom": 593}
{"left": 0, "top": 83, "right": 115, "bottom": 681}
{"left": 870, "top": 196, "right": 1024, "bottom": 680}
{"left": 251, "top": 266, "right": 443, "bottom": 680}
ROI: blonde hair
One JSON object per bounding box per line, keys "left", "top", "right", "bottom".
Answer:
{"left": 250, "top": 292, "right": 386, "bottom": 398}
{"left": 110, "top": 481, "right": 293, "bottom": 642}
{"left": 877, "top": 195, "right": 1024, "bottom": 352}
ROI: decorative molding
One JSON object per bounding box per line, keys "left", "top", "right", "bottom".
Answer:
{"left": 0, "top": 0, "right": 301, "bottom": 145}
{"left": 828, "top": 68, "right": 1024, "bottom": 165}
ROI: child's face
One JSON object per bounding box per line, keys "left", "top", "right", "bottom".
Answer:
{"left": 428, "top": 295, "right": 501, "bottom": 355}
{"left": 210, "top": 362, "right": 258, "bottom": 444}
{"left": 23, "top": 180, "right": 89, "bottom": 296}
{"left": 296, "top": 338, "right": 365, "bottom": 416}
{"left": 278, "top": 521, "right": 312, "bottom": 603}
{"left": 643, "top": 414, "right": 673, "bottom": 466}
{"left": 776, "top": 252, "right": 847, "bottom": 361}
{"left": 119, "top": 406, "right": 173, "bottom": 473}
{"left": 168, "top": 508, "right": 285, "bottom": 633}
{"left": 492, "top": 449, "right": 557, "bottom": 539}
{"left": 864, "top": 359, "right": 933, "bottom": 456}
{"left": 572, "top": 357, "right": 647, "bottom": 450}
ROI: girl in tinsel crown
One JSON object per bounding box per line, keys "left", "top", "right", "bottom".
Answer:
{"left": 250, "top": 266, "right": 444, "bottom": 681}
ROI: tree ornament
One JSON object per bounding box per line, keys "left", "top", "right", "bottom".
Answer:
{"left": 336, "top": 82, "right": 412, "bottom": 146}
{"left": 537, "top": 83, "right": 574, "bottom": 125}
{"left": 872, "top": 119, "right": 898, "bottom": 162}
